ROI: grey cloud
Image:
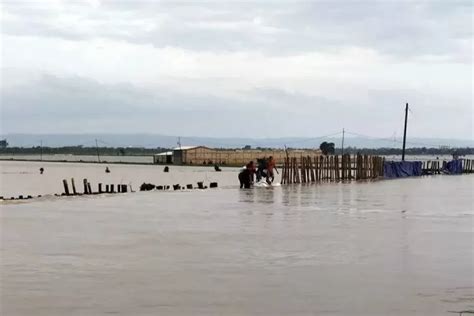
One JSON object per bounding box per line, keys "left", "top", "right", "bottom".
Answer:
{"left": 1, "top": 73, "right": 362, "bottom": 136}
{"left": 4, "top": 72, "right": 470, "bottom": 138}
{"left": 2, "top": 1, "right": 471, "bottom": 60}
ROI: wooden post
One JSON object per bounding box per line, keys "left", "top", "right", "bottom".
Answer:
{"left": 357, "top": 154, "right": 362, "bottom": 180}
{"left": 98, "top": 183, "right": 103, "bottom": 193}
{"left": 322, "top": 156, "right": 326, "bottom": 180}
{"left": 63, "top": 179, "right": 70, "bottom": 195}
{"left": 291, "top": 157, "right": 295, "bottom": 184}
{"left": 71, "top": 178, "right": 77, "bottom": 195}
{"left": 306, "top": 156, "right": 309, "bottom": 183}
{"left": 342, "top": 155, "right": 345, "bottom": 180}
{"left": 331, "top": 156, "right": 335, "bottom": 181}
{"left": 288, "top": 158, "right": 292, "bottom": 184}
{"left": 281, "top": 158, "right": 286, "bottom": 184}
{"left": 281, "top": 159, "right": 285, "bottom": 184}
{"left": 122, "top": 184, "right": 128, "bottom": 192}
{"left": 305, "top": 156, "right": 309, "bottom": 183}
{"left": 301, "top": 157, "right": 305, "bottom": 183}
{"left": 87, "top": 182, "right": 92, "bottom": 194}
{"left": 365, "top": 155, "right": 369, "bottom": 179}
{"left": 295, "top": 157, "right": 300, "bottom": 183}
{"left": 117, "top": 184, "right": 121, "bottom": 193}
{"left": 326, "top": 156, "right": 330, "bottom": 180}
{"left": 320, "top": 155, "right": 324, "bottom": 181}
{"left": 314, "top": 156, "right": 318, "bottom": 182}
{"left": 110, "top": 184, "right": 115, "bottom": 193}
{"left": 106, "top": 184, "right": 110, "bottom": 193}
{"left": 83, "top": 179, "right": 88, "bottom": 194}
{"left": 309, "top": 156, "right": 315, "bottom": 182}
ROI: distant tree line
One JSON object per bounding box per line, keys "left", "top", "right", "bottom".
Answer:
{"left": 0, "top": 145, "right": 472, "bottom": 157}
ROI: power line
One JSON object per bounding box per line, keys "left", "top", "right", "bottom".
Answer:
{"left": 344, "top": 130, "right": 452, "bottom": 148}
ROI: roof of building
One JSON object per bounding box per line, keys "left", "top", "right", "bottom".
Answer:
{"left": 154, "top": 151, "right": 173, "bottom": 156}
{"left": 172, "top": 145, "right": 209, "bottom": 151}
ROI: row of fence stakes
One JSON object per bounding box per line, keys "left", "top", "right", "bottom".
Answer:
{"left": 281, "top": 154, "right": 384, "bottom": 184}
{"left": 63, "top": 178, "right": 130, "bottom": 196}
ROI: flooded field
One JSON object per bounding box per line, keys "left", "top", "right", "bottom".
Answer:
{"left": 0, "top": 154, "right": 153, "bottom": 164}
{"left": 2, "top": 154, "right": 473, "bottom": 166}
{"left": 0, "top": 161, "right": 241, "bottom": 197}
{"left": 1, "top": 161, "right": 473, "bottom": 315}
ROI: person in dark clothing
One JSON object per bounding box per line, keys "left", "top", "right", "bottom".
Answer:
{"left": 238, "top": 161, "right": 256, "bottom": 188}
{"left": 256, "top": 158, "right": 268, "bottom": 182}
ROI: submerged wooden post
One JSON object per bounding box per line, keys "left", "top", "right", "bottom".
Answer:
{"left": 63, "top": 179, "right": 70, "bottom": 196}
{"left": 83, "top": 179, "right": 88, "bottom": 194}
{"left": 71, "top": 178, "right": 77, "bottom": 195}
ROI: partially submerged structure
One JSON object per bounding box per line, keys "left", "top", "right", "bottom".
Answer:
{"left": 153, "top": 146, "right": 322, "bottom": 166}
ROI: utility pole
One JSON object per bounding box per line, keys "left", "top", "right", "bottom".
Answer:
{"left": 341, "top": 128, "right": 345, "bottom": 156}
{"left": 40, "top": 140, "right": 43, "bottom": 161}
{"left": 402, "top": 103, "right": 409, "bottom": 161}
{"left": 95, "top": 139, "right": 101, "bottom": 163}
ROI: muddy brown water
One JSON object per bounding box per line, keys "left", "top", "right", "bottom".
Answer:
{"left": 1, "top": 161, "right": 473, "bottom": 315}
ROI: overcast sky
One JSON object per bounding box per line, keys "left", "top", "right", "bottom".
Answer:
{"left": 1, "top": 0, "right": 472, "bottom": 139}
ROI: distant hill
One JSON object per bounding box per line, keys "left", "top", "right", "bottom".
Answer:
{"left": 2, "top": 133, "right": 473, "bottom": 149}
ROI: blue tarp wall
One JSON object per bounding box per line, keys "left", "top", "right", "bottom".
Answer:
{"left": 383, "top": 161, "right": 423, "bottom": 178}
{"left": 443, "top": 159, "right": 463, "bottom": 174}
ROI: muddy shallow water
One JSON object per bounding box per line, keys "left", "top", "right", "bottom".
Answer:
{"left": 1, "top": 161, "right": 473, "bottom": 315}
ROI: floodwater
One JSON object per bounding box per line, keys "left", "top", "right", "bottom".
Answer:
{"left": 2, "top": 154, "right": 473, "bottom": 165}
{"left": 1, "top": 161, "right": 473, "bottom": 315}
{"left": 0, "top": 154, "right": 153, "bottom": 164}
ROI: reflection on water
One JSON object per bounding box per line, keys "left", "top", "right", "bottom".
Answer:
{"left": 1, "top": 164, "right": 473, "bottom": 315}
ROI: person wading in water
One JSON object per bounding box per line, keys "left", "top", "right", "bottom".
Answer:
{"left": 238, "top": 161, "right": 256, "bottom": 188}
{"left": 266, "top": 156, "right": 279, "bottom": 184}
